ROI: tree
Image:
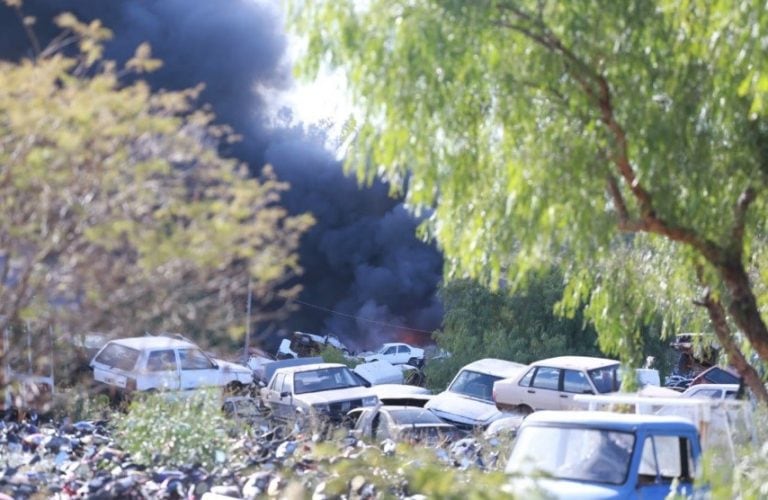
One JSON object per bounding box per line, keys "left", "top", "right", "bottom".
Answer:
{"left": 0, "top": 11, "right": 313, "bottom": 391}
{"left": 290, "top": 1, "right": 768, "bottom": 401}
{"left": 426, "top": 274, "right": 603, "bottom": 390}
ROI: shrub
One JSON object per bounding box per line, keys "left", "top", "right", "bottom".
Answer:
{"left": 51, "top": 388, "right": 113, "bottom": 422}
{"left": 113, "top": 389, "right": 231, "bottom": 468}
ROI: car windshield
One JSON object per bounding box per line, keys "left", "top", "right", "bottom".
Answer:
{"left": 388, "top": 409, "right": 444, "bottom": 425}
{"left": 293, "top": 366, "right": 362, "bottom": 394}
{"left": 93, "top": 343, "right": 140, "bottom": 371}
{"left": 448, "top": 369, "right": 501, "bottom": 402}
{"left": 589, "top": 365, "right": 620, "bottom": 393}
{"left": 506, "top": 425, "right": 635, "bottom": 485}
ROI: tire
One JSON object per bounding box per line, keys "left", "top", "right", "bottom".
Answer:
{"left": 225, "top": 381, "right": 245, "bottom": 396}
{"left": 516, "top": 404, "right": 534, "bottom": 416}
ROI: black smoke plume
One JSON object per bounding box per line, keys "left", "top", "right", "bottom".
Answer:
{"left": 0, "top": 0, "right": 443, "bottom": 351}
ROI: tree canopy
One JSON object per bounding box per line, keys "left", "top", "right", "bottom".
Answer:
{"left": 0, "top": 12, "right": 313, "bottom": 357}
{"left": 290, "top": 1, "right": 768, "bottom": 398}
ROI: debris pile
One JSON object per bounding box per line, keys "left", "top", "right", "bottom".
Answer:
{"left": 0, "top": 412, "right": 497, "bottom": 499}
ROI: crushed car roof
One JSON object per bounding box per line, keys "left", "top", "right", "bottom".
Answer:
{"left": 531, "top": 355, "right": 619, "bottom": 370}
{"left": 103, "top": 336, "right": 198, "bottom": 350}
{"left": 460, "top": 358, "right": 525, "bottom": 377}
{"left": 522, "top": 410, "right": 697, "bottom": 433}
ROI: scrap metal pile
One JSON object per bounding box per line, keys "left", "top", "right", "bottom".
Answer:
{"left": 0, "top": 410, "right": 503, "bottom": 499}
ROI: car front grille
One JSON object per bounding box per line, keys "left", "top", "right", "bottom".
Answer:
{"left": 325, "top": 399, "right": 363, "bottom": 421}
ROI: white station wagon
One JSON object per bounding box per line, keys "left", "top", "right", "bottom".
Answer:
{"left": 90, "top": 336, "right": 253, "bottom": 393}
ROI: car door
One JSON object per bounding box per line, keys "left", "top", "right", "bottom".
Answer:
{"left": 144, "top": 349, "right": 181, "bottom": 391}
{"left": 396, "top": 345, "right": 411, "bottom": 364}
{"left": 526, "top": 366, "right": 562, "bottom": 410}
{"left": 381, "top": 345, "right": 398, "bottom": 363}
{"left": 636, "top": 434, "right": 696, "bottom": 497}
{"left": 559, "top": 369, "right": 594, "bottom": 409}
{"left": 264, "top": 373, "right": 295, "bottom": 419}
{"left": 178, "top": 348, "right": 219, "bottom": 391}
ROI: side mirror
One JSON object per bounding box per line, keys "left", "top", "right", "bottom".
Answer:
{"left": 280, "top": 391, "right": 291, "bottom": 398}
{"left": 211, "top": 361, "right": 219, "bottom": 369}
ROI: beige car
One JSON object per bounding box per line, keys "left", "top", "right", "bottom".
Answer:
{"left": 492, "top": 356, "right": 620, "bottom": 414}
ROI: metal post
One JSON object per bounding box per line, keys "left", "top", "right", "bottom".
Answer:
{"left": 244, "top": 277, "right": 252, "bottom": 358}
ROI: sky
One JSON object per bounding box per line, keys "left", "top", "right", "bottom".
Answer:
{"left": 0, "top": 0, "right": 444, "bottom": 352}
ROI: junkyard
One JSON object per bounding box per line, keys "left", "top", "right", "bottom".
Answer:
{"left": 0, "top": 329, "right": 763, "bottom": 499}
{"left": 3, "top": 0, "right": 768, "bottom": 498}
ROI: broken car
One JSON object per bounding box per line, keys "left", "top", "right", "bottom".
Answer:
{"left": 259, "top": 362, "right": 378, "bottom": 424}
{"left": 90, "top": 336, "right": 253, "bottom": 394}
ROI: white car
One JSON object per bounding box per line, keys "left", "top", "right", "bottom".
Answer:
{"left": 90, "top": 336, "right": 253, "bottom": 393}
{"left": 680, "top": 383, "right": 740, "bottom": 400}
{"left": 260, "top": 362, "right": 378, "bottom": 423}
{"left": 362, "top": 342, "right": 425, "bottom": 367}
{"left": 425, "top": 358, "right": 525, "bottom": 429}
{"left": 493, "top": 355, "right": 620, "bottom": 414}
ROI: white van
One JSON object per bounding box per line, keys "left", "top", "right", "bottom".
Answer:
{"left": 425, "top": 358, "right": 525, "bottom": 429}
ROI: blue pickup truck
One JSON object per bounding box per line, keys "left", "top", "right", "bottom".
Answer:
{"left": 505, "top": 411, "right": 703, "bottom": 499}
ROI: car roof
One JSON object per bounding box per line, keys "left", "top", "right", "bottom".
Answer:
{"left": 683, "top": 383, "right": 740, "bottom": 394}
{"left": 531, "top": 355, "right": 619, "bottom": 370}
{"left": 460, "top": 358, "right": 525, "bottom": 377}
{"left": 522, "top": 410, "right": 697, "bottom": 433}
{"left": 273, "top": 362, "right": 346, "bottom": 375}
{"left": 106, "top": 336, "right": 198, "bottom": 350}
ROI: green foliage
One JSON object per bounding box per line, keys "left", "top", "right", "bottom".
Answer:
{"left": 0, "top": 13, "right": 313, "bottom": 350}
{"left": 426, "top": 273, "right": 602, "bottom": 390}
{"left": 113, "top": 390, "right": 231, "bottom": 468}
{"left": 319, "top": 345, "right": 357, "bottom": 367}
{"left": 287, "top": 439, "right": 519, "bottom": 499}
{"left": 51, "top": 390, "right": 112, "bottom": 422}
{"left": 289, "top": 0, "right": 768, "bottom": 373}
{"left": 699, "top": 407, "right": 768, "bottom": 499}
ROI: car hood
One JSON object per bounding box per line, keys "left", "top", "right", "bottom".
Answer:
{"left": 504, "top": 478, "right": 623, "bottom": 499}
{"left": 295, "top": 386, "right": 374, "bottom": 405}
{"left": 215, "top": 359, "right": 251, "bottom": 375}
{"left": 425, "top": 391, "right": 499, "bottom": 426}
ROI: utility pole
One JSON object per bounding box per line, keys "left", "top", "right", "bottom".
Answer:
{"left": 244, "top": 277, "right": 252, "bottom": 359}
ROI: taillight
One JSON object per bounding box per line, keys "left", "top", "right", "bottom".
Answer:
{"left": 126, "top": 377, "right": 137, "bottom": 391}
{"left": 492, "top": 387, "right": 496, "bottom": 402}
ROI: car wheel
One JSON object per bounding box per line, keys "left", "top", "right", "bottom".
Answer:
{"left": 516, "top": 404, "right": 534, "bottom": 416}
{"left": 226, "top": 381, "right": 245, "bottom": 395}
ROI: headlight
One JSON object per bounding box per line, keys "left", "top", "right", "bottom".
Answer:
{"left": 313, "top": 403, "right": 330, "bottom": 414}
{"left": 362, "top": 396, "right": 379, "bottom": 407}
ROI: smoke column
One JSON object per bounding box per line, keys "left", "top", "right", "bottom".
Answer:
{"left": 0, "top": 0, "right": 443, "bottom": 350}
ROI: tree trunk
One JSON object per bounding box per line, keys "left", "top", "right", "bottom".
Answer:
{"left": 718, "top": 260, "right": 768, "bottom": 364}
{"left": 696, "top": 291, "right": 768, "bottom": 404}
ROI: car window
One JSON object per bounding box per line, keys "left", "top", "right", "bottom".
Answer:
{"left": 384, "top": 346, "right": 396, "bottom": 355}
{"left": 146, "top": 350, "right": 177, "bottom": 372}
{"left": 179, "top": 348, "right": 215, "bottom": 370}
{"left": 563, "top": 369, "right": 593, "bottom": 394}
{"left": 518, "top": 368, "right": 535, "bottom": 387}
{"left": 94, "top": 343, "right": 140, "bottom": 371}
{"left": 272, "top": 373, "right": 286, "bottom": 393}
{"left": 397, "top": 345, "right": 409, "bottom": 354}
{"left": 638, "top": 435, "right": 692, "bottom": 482}
{"left": 448, "top": 369, "right": 500, "bottom": 402}
{"left": 589, "top": 365, "right": 620, "bottom": 393}
{"left": 294, "top": 366, "right": 361, "bottom": 393}
{"left": 532, "top": 367, "right": 560, "bottom": 390}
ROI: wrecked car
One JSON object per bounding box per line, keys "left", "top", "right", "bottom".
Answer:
{"left": 426, "top": 358, "right": 525, "bottom": 429}
{"left": 493, "top": 356, "right": 621, "bottom": 414}
{"left": 505, "top": 410, "right": 703, "bottom": 499}
{"left": 259, "top": 362, "right": 378, "bottom": 424}
{"left": 349, "top": 405, "right": 463, "bottom": 444}
{"left": 276, "top": 331, "right": 352, "bottom": 359}
{"left": 360, "top": 342, "right": 425, "bottom": 368}
{"left": 90, "top": 336, "right": 253, "bottom": 394}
